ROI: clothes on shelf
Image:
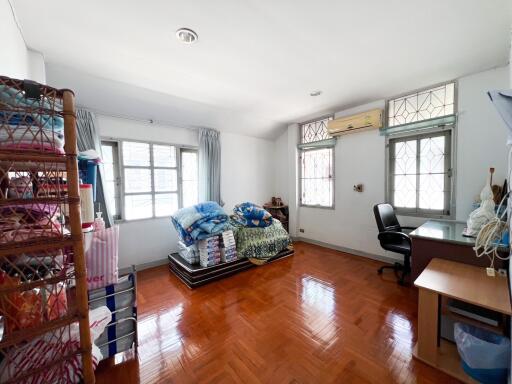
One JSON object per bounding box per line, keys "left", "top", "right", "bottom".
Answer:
{"left": 232, "top": 202, "right": 273, "bottom": 228}
{"left": 0, "top": 203, "right": 62, "bottom": 244}
{"left": 0, "top": 306, "right": 111, "bottom": 384}
{"left": 88, "top": 270, "right": 137, "bottom": 360}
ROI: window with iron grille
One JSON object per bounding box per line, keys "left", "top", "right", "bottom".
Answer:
{"left": 299, "top": 116, "right": 335, "bottom": 208}
{"left": 387, "top": 82, "right": 455, "bottom": 127}
{"left": 386, "top": 82, "right": 456, "bottom": 217}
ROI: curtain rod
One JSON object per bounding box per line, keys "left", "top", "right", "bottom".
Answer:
{"left": 76, "top": 104, "right": 199, "bottom": 132}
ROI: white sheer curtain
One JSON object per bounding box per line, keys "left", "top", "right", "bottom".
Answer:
{"left": 198, "top": 128, "right": 223, "bottom": 205}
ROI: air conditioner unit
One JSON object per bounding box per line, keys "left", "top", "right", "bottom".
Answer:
{"left": 327, "top": 108, "right": 383, "bottom": 136}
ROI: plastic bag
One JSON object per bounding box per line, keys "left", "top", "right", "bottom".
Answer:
{"left": 85, "top": 225, "right": 119, "bottom": 290}
{"left": 454, "top": 322, "right": 511, "bottom": 369}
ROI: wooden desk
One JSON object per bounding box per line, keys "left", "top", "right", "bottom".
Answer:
{"left": 409, "top": 220, "right": 508, "bottom": 282}
{"left": 414, "top": 258, "right": 512, "bottom": 383}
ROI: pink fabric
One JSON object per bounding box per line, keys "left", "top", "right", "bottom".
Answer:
{"left": 1, "top": 142, "right": 64, "bottom": 154}
{"left": 0, "top": 306, "right": 111, "bottom": 383}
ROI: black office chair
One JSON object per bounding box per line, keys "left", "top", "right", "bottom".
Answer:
{"left": 373, "top": 203, "right": 416, "bottom": 285}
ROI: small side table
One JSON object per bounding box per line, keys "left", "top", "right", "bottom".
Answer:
{"left": 263, "top": 204, "right": 289, "bottom": 232}
{"left": 413, "top": 258, "right": 512, "bottom": 383}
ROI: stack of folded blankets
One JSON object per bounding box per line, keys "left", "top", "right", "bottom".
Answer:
{"left": 0, "top": 84, "right": 65, "bottom": 154}
{"left": 171, "top": 201, "right": 229, "bottom": 246}
{"left": 232, "top": 202, "right": 273, "bottom": 228}
{"left": 221, "top": 230, "right": 237, "bottom": 263}
{"left": 197, "top": 236, "right": 221, "bottom": 267}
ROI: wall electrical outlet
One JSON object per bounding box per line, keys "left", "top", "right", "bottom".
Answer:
{"left": 498, "top": 268, "right": 507, "bottom": 277}
{"left": 299, "top": 228, "right": 305, "bottom": 233}
{"left": 353, "top": 184, "right": 363, "bottom": 192}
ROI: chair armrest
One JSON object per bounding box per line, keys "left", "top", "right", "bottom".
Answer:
{"left": 378, "top": 231, "right": 412, "bottom": 247}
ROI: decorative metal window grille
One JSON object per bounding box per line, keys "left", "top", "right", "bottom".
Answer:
{"left": 300, "top": 147, "right": 334, "bottom": 207}
{"left": 389, "top": 130, "right": 452, "bottom": 215}
{"left": 299, "top": 116, "right": 335, "bottom": 208}
{"left": 387, "top": 82, "right": 455, "bottom": 127}
{"left": 300, "top": 116, "right": 333, "bottom": 144}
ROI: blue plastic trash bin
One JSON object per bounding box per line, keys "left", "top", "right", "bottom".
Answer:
{"left": 78, "top": 159, "right": 98, "bottom": 200}
{"left": 454, "top": 322, "right": 510, "bottom": 384}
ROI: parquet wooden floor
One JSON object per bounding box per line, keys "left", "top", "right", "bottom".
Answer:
{"left": 95, "top": 241, "right": 460, "bottom": 383}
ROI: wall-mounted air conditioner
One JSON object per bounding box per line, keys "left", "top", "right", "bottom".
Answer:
{"left": 327, "top": 108, "right": 383, "bottom": 136}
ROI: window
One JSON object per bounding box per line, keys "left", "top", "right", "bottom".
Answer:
{"left": 299, "top": 117, "right": 335, "bottom": 208}
{"left": 101, "top": 141, "right": 121, "bottom": 220}
{"left": 387, "top": 82, "right": 455, "bottom": 127}
{"left": 386, "top": 82, "right": 456, "bottom": 217}
{"left": 101, "top": 139, "right": 198, "bottom": 221}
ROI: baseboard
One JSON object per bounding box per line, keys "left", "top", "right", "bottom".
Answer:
{"left": 119, "top": 258, "right": 168, "bottom": 275}
{"left": 293, "top": 237, "right": 398, "bottom": 265}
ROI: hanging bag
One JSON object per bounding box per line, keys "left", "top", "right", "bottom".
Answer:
{"left": 85, "top": 225, "right": 119, "bottom": 290}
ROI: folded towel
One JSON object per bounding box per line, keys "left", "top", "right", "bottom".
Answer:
{"left": 233, "top": 202, "right": 273, "bottom": 228}
{"left": 171, "top": 201, "right": 229, "bottom": 246}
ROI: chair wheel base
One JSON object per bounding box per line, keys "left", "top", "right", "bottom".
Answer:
{"left": 377, "top": 261, "right": 410, "bottom": 285}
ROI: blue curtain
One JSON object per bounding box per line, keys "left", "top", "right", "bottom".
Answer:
{"left": 198, "top": 128, "right": 223, "bottom": 205}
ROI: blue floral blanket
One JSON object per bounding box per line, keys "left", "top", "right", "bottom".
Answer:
{"left": 171, "top": 201, "right": 228, "bottom": 246}
{"left": 233, "top": 202, "right": 273, "bottom": 228}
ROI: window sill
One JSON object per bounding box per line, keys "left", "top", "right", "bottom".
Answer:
{"left": 300, "top": 204, "right": 335, "bottom": 210}
{"left": 114, "top": 215, "right": 173, "bottom": 224}
{"left": 394, "top": 210, "right": 455, "bottom": 220}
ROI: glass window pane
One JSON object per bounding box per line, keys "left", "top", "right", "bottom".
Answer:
{"left": 154, "top": 169, "right": 177, "bottom": 192}
{"left": 124, "top": 168, "right": 151, "bottom": 193}
{"left": 420, "top": 136, "right": 445, "bottom": 174}
{"left": 393, "top": 174, "right": 417, "bottom": 208}
{"left": 182, "top": 151, "right": 198, "bottom": 207}
{"left": 419, "top": 174, "right": 445, "bottom": 210}
{"left": 125, "top": 194, "right": 152, "bottom": 220}
{"left": 123, "top": 142, "right": 150, "bottom": 166}
{"left": 301, "top": 178, "right": 333, "bottom": 206}
{"left": 155, "top": 193, "right": 178, "bottom": 217}
{"left": 182, "top": 181, "right": 198, "bottom": 208}
{"left": 301, "top": 117, "right": 333, "bottom": 144}
{"left": 393, "top": 140, "right": 417, "bottom": 175}
{"left": 301, "top": 148, "right": 333, "bottom": 207}
{"left": 105, "top": 181, "right": 117, "bottom": 215}
{"left": 153, "top": 145, "right": 176, "bottom": 167}
{"left": 388, "top": 82, "right": 455, "bottom": 127}
{"left": 101, "top": 144, "right": 113, "bottom": 164}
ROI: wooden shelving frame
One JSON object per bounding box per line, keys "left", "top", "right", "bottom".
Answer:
{"left": 0, "top": 76, "right": 94, "bottom": 383}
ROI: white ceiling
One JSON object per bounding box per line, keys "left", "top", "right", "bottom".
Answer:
{"left": 12, "top": 0, "right": 512, "bottom": 139}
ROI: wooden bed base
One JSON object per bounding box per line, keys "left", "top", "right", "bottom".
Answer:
{"left": 168, "top": 248, "right": 294, "bottom": 288}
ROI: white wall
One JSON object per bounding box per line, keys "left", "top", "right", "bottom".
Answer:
{"left": 220, "top": 132, "right": 275, "bottom": 213}
{"left": 98, "top": 115, "right": 275, "bottom": 269}
{"left": 0, "top": 0, "right": 45, "bottom": 82}
{"left": 276, "top": 66, "right": 510, "bottom": 261}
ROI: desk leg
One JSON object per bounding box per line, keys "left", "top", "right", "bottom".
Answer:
{"left": 417, "top": 288, "right": 439, "bottom": 365}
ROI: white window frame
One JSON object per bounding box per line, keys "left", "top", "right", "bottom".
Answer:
{"left": 101, "top": 137, "right": 198, "bottom": 222}
{"left": 385, "top": 126, "right": 456, "bottom": 219}
{"left": 298, "top": 116, "right": 335, "bottom": 209}
{"left": 100, "top": 140, "right": 122, "bottom": 220}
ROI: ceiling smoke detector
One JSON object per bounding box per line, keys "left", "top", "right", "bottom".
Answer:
{"left": 176, "top": 28, "right": 198, "bottom": 44}
{"left": 310, "top": 90, "right": 322, "bottom": 97}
